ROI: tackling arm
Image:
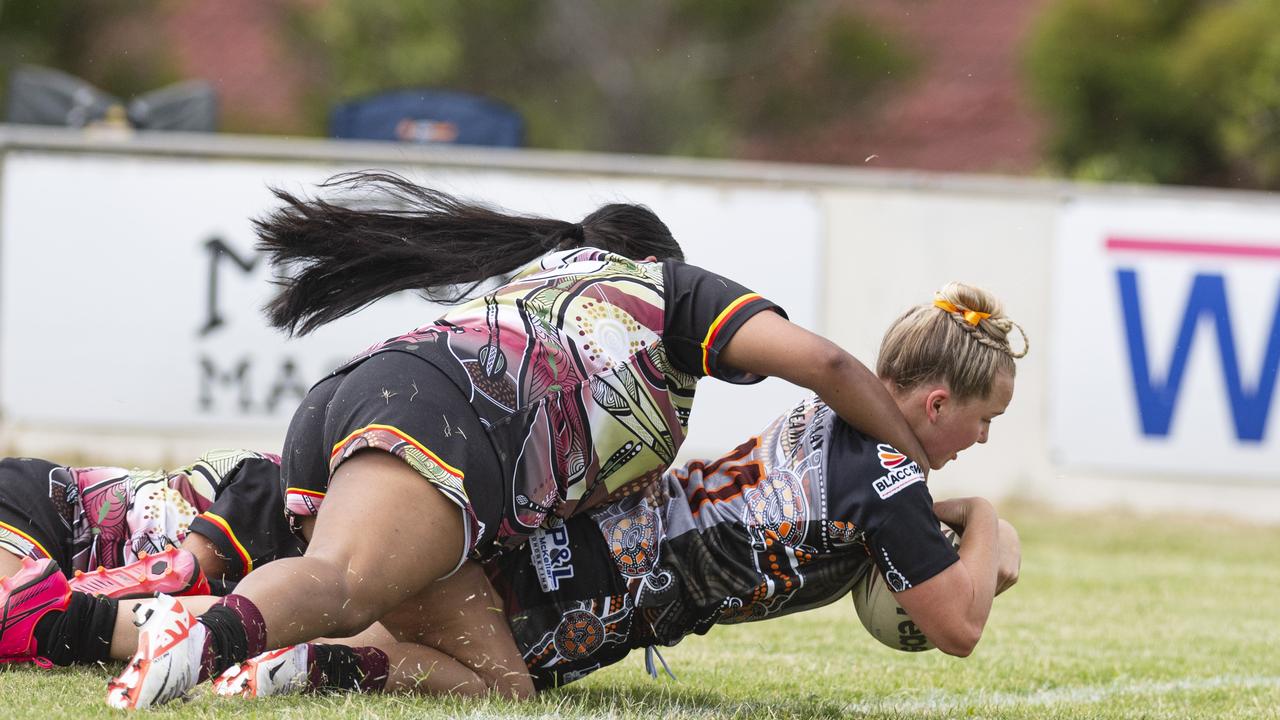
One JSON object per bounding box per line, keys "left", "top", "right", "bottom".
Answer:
{"left": 719, "top": 311, "right": 930, "bottom": 472}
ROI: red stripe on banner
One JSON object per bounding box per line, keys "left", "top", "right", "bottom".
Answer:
{"left": 1106, "top": 236, "right": 1280, "bottom": 259}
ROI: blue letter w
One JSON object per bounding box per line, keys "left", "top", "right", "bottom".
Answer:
{"left": 1117, "top": 270, "right": 1280, "bottom": 441}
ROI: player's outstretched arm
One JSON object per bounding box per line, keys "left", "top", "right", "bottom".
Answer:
{"left": 892, "top": 497, "right": 1002, "bottom": 657}
{"left": 719, "top": 311, "right": 929, "bottom": 472}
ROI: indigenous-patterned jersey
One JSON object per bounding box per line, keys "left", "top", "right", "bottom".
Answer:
{"left": 307, "top": 247, "right": 783, "bottom": 547}
{"left": 493, "top": 395, "right": 958, "bottom": 688}
{"left": 0, "top": 450, "right": 298, "bottom": 579}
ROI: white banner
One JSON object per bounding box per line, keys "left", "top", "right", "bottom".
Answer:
{"left": 1050, "top": 197, "right": 1280, "bottom": 479}
{"left": 0, "top": 152, "right": 820, "bottom": 455}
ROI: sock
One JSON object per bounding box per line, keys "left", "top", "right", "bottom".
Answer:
{"left": 32, "top": 591, "right": 118, "bottom": 665}
{"left": 309, "top": 644, "right": 390, "bottom": 693}
{"left": 197, "top": 594, "right": 267, "bottom": 681}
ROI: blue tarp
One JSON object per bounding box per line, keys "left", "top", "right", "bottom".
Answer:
{"left": 329, "top": 89, "right": 524, "bottom": 147}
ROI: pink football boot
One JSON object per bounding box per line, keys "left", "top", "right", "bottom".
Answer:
{"left": 69, "top": 546, "right": 210, "bottom": 600}
{"left": 0, "top": 557, "right": 71, "bottom": 667}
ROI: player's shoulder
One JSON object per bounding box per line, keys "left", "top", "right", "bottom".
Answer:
{"left": 826, "top": 419, "right": 928, "bottom": 509}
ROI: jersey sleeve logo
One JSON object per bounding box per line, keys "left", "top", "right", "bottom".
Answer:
{"left": 877, "top": 445, "right": 909, "bottom": 469}
{"left": 872, "top": 444, "right": 924, "bottom": 499}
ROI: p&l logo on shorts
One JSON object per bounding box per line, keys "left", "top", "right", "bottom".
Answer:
{"left": 872, "top": 444, "right": 924, "bottom": 499}
{"left": 529, "top": 519, "right": 575, "bottom": 592}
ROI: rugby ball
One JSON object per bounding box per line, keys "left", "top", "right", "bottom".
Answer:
{"left": 852, "top": 523, "right": 960, "bottom": 652}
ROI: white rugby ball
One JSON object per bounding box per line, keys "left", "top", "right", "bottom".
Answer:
{"left": 852, "top": 524, "right": 960, "bottom": 652}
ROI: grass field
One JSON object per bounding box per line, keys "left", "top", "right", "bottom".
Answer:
{"left": 3, "top": 505, "right": 1278, "bottom": 719}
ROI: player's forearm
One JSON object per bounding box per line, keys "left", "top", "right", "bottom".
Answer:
{"left": 942, "top": 497, "right": 1000, "bottom": 653}
{"left": 718, "top": 313, "right": 927, "bottom": 469}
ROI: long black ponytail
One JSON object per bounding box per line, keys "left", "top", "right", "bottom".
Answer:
{"left": 255, "top": 171, "right": 684, "bottom": 335}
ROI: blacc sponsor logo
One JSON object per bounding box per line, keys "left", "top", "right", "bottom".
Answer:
{"left": 872, "top": 444, "right": 924, "bottom": 499}
{"left": 529, "top": 519, "right": 574, "bottom": 592}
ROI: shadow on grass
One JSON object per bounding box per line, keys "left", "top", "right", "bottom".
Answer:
{"left": 541, "top": 682, "right": 891, "bottom": 720}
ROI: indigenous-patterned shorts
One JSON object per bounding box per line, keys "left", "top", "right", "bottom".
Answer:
{"left": 281, "top": 350, "right": 502, "bottom": 571}
{"left": 485, "top": 513, "right": 643, "bottom": 691}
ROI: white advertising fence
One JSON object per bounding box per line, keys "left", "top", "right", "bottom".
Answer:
{"left": 0, "top": 136, "right": 819, "bottom": 463}
{"left": 1, "top": 128, "right": 1277, "bottom": 520}
{"left": 1051, "top": 198, "right": 1280, "bottom": 479}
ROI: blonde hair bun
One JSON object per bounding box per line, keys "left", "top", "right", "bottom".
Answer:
{"left": 877, "top": 282, "right": 1028, "bottom": 399}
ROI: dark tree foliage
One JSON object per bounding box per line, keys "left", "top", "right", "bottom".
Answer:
{"left": 286, "top": 0, "right": 915, "bottom": 157}
{"left": 0, "top": 0, "right": 176, "bottom": 111}
{"left": 1026, "top": 0, "right": 1280, "bottom": 189}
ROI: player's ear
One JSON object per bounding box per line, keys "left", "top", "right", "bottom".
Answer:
{"left": 925, "top": 386, "right": 950, "bottom": 423}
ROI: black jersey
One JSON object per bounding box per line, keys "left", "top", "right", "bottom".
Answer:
{"left": 489, "top": 395, "right": 959, "bottom": 689}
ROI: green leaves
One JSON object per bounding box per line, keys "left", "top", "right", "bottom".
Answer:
{"left": 1026, "top": 0, "right": 1280, "bottom": 189}
{"left": 288, "top": 1, "right": 914, "bottom": 157}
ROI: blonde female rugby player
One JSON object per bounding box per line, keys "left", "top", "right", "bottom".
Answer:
{"left": 211, "top": 282, "right": 1027, "bottom": 699}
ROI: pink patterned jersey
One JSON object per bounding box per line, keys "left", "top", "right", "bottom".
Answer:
{"left": 286, "top": 248, "right": 783, "bottom": 549}
{"left": 0, "top": 450, "right": 282, "bottom": 574}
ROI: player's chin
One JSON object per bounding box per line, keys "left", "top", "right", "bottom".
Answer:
{"left": 930, "top": 454, "right": 958, "bottom": 471}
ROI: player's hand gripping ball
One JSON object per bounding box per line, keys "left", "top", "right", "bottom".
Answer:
{"left": 852, "top": 523, "right": 960, "bottom": 651}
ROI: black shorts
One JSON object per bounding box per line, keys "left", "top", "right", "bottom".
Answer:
{"left": 485, "top": 512, "right": 641, "bottom": 691}
{"left": 186, "top": 452, "right": 306, "bottom": 582}
{"left": 0, "top": 458, "right": 73, "bottom": 568}
{"left": 281, "top": 350, "right": 502, "bottom": 570}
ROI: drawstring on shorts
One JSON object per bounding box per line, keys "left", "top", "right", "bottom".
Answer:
{"left": 644, "top": 645, "right": 677, "bottom": 681}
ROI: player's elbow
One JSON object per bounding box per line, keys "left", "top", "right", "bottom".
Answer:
{"left": 809, "top": 340, "right": 854, "bottom": 386}
{"left": 931, "top": 622, "right": 983, "bottom": 658}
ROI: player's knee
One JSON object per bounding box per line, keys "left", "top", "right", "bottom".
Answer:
{"left": 333, "top": 570, "right": 408, "bottom": 636}
{"left": 490, "top": 670, "right": 536, "bottom": 701}
{"left": 291, "top": 553, "right": 378, "bottom": 635}
{"left": 331, "top": 591, "right": 383, "bottom": 637}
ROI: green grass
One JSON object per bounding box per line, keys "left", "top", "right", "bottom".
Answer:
{"left": 3, "top": 506, "right": 1279, "bottom": 719}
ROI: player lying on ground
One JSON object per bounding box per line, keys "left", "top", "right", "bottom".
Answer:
{"left": 0, "top": 451, "right": 301, "bottom": 667}
{"left": 191, "top": 282, "right": 1031, "bottom": 700}
{"left": 105, "top": 172, "right": 939, "bottom": 710}
{"left": 0, "top": 452, "right": 527, "bottom": 694}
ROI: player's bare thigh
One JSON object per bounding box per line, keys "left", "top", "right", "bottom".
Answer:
{"left": 0, "top": 549, "right": 22, "bottom": 580}
{"left": 179, "top": 532, "right": 232, "bottom": 586}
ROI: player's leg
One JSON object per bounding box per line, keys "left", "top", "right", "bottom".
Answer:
{"left": 107, "top": 353, "right": 498, "bottom": 709}
{"left": 216, "top": 561, "right": 533, "bottom": 699}
{"left": 238, "top": 450, "right": 466, "bottom": 643}
{"left": 370, "top": 560, "right": 533, "bottom": 697}
{"left": 0, "top": 550, "right": 19, "bottom": 580}
{"left": 107, "top": 452, "right": 468, "bottom": 709}
{"left": 107, "top": 594, "right": 221, "bottom": 660}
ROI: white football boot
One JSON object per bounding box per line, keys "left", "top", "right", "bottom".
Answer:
{"left": 213, "top": 644, "right": 311, "bottom": 698}
{"left": 105, "top": 594, "right": 206, "bottom": 710}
